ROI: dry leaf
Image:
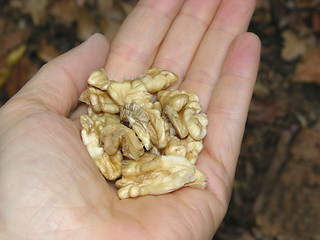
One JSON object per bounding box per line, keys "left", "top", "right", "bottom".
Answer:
{"left": 255, "top": 0, "right": 268, "bottom": 9}
{"left": 104, "top": 5, "right": 126, "bottom": 23}
{"left": 37, "top": 44, "right": 60, "bottom": 62}
{"left": 98, "top": 2, "right": 125, "bottom": 41}
{"left": 313, "top": 12, "right": 320, "bottom": 33}
{"left": 77, "top": 8, "right": 100, "bottom": 41}
{"left": 75, "top": 0, "right": 86, "bottom": 7}
{"left": 295, "top": 45, "right": 320, "bottom": 85}
{"left": 0, "top": 57, "right": 8, "bottom": 88}
{"left": 0, "top": 29, "right": 30, "bottom": 54}
{"left": 49, "top": 0, "right": 79, "bottom": 27}
{"left": 248, "top": 98, "right": 288, "bottom": 124}
{"left": 281, "top": 30, "right": 307, "bottom": 61}
{"left": 9, "top": 0, "right": 48, "bottom": 25}
{"left": 25, "top": 0, "right": 50, "bottom": 26}
{"left": 239, "top": 232, "right": 255, "bottom": 240}
{"left": 99, "top": 16, "right": 121, "bottom": 41}
{"left": 119, "top": 0, "right": 135, "bottom": 16}
{"left": 97, "top": 0, "right": 114, "bottom": 16}
{"left": 253, "top": 81, "right": 270, "bottom": 99}
{"left": 252, "top": 0, "right": 271, "bottom": 24}
{"left": 295, "top": 0, "right": 320, "bottom": 9}
{"left": 0, "top": 44, "right": 27, "bottom": 88}
{"left": 9, "top": 0, "right": 24, "bottom": 8}
{"left": 290, "top": 128, "right": 320, "bottom": 161}
{"left": 0, "top": 18, "right": 5, "bottom": 35}
{"left": 5, "top": 55, "right": 32, "bottom": 97}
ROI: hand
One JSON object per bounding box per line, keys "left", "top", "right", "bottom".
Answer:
{"left": 0, "top": 1, "right": 260, "bottom": 239}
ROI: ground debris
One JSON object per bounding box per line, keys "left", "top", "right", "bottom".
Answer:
{"left": 1, "top": 1, "right": 320, "bottom": 239}
{"left": 295, "top": 44, "right": 320, "bottom": 85}
{"left": 216, "top": 0, "right": 320, "bottom": 239}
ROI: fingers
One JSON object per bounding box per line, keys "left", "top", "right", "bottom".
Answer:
{"left": 179, "top": 0, "right": 256, "bottom": 111}
{"left": 201, "top": 32, "right": 261, "bottom": 182}
{"left": 104, "top": 0, "right": 185, "bottom": 81}
{"left": 15, "top": 34, "right": 109, "bottom": 116}
{"left": 152, "top": 0, "right": 222, "bottom": 82}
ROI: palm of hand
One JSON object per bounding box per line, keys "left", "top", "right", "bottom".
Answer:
{"left": 1, "top": 101, "right": 223, "bottom": 240}
{"left": 0, "top": 1, "right": 260, "bottom": 240}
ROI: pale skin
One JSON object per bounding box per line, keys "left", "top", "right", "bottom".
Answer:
{"left": 0, "top": 0, "right": 261, "bottom": 239}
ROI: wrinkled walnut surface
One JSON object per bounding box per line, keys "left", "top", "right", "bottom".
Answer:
{"left": 80, "top": 67, "right": 208, "bottom": 199}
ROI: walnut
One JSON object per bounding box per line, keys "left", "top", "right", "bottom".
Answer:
{"left": 100, "top": 121, "right": 144, "bottom": 160}
{"left": 120, "top": 103, "right": 154, "bottom": 150}
{"left": 80, "top": 113, "right": 123, "bottom": 180}
{"left": 80, "top": 87, "right": 119, "bottom": 114}
{"left": 185, "top": 167, "right": 208, "bottom": 189}
{"left": 79, "top": 67, "right": 208, "bottom": 199}
{"left": 143, "top": 105, "right": 170, "bottom": 149}
{"left": 120, "top": 102, "right": 171, "bottom": 150}
{"left": 164, "top": 135, "right": 203, "bottom": 164}
{"left": 182, "top": 108, "right": 208, "bottom": 141}
{"left": 137, "top": 67, "right": 178, "bottom": 93}
{"left": 107, "top": 80, "right": 153, "bottom": 107}
{"left": 183, "top": 136, "right": 204, "bottom": 164}
{"left": 87, "top": 69, "right": 116, "bottom": 90}
{"left": 115, "top": 155, "right": 206, "bottom": 199}
{"left": 157, "top": 89, "right": 208, "bottom": 140}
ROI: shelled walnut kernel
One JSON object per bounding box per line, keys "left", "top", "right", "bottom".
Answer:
{"left": 80, "top": 67, "right": 208, "bottom": 199}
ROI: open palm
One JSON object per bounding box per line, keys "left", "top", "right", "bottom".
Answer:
{"left": 0, "top": 1, "right": 260, "bottom": 239}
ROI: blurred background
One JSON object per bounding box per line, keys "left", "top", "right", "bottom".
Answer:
{"left": 1, "top": 0, "right": 320, "bottom": 239}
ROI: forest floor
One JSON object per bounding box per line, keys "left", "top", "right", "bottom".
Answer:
{"left": 1, "top": 1, "right": 320, "bottom": 239}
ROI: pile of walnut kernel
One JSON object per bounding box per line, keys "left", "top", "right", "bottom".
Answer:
{"left": 79, "top": 67, "right": 208, "bottom": 199}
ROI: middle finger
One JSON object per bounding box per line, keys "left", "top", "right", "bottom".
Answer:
{"left": 152, "top": 0, "right": 222, "bottom": 83}
{"left": 104, "top": 0, "right": 185, "bottom": 81}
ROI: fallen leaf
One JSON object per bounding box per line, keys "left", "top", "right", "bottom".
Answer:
{"left": 256, "top": 127, "right": 320, "bottom": 239}
{"left": 25, "top": 0, "right": 50, "bottom": 26}
{"left": 295, "top": 0, "right": 320, "bottom": 9}
{"left": 290, "top": 128, "right": 320, "bottom": 161}
{"left": 313, "top": 11, "right": 320, "bottom": 33}
{"left": 248, "top": 98, "right": 288, "bottom": 124}
{"left": 77, "top": 8, "right": 100, "bottom": 41}
{"left": 255, "top": 0, "right": 266, "bottom": 9}
{"left": 104, "top": 4, "right": 126, "bottom": 23}
{"left": 99, "top": 16, "right": 121, "bottom": 41}
{"left": 10, "top": 0, "right": 49, "bottom": 25}
{"left": 0, "top": 18, "right": 5, "bottom": 35}
{"left": 0, "top": 44, "right": 27, "bottom": 88}
{"left": 0, "top": 57, "right": 9, "bottom": 89}
{"left": 238, "top": 232, "right": 255, "bottom": 240}
{"left": 4, "top": 55, "right": 32, "bottom": 97}
{"left": 75, "top": 0, "right": 87, "bottom": 7}
{"left": 253, "top": 81, "right": 270, "bottom": 99}
{"left": 281, "top": 30, "right": 307, "bottom": 61}
{"left": 7, "top": 44, "right": 27, "bottom": 66}
{"left": 9, "top": 0, "right": 24, "bottom": 8}
{"left": 49, "top": 0, "right": 78, "bottom": 27}
{"left": 0, "top": 29, "right": 30, "bottom": 54}
{"left": 97, "top": 0, "right": 114, "bottom": 16}
{"left": 37, "top": 44, "right": 60, "bottom": 62}
{"left": 98, "top": 2, "right": 125, "bottom": 41}
{"left": 295, "top": 45, "right": 320, "bottom": 85}
{"left": 252, "top": 0, "right": 271, "bottom": 24}
{"left": 119, "top": 0, "right": 135, "bottom": 16}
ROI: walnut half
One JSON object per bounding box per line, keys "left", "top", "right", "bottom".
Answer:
{"left": 116, "top": 155, "right": 207, "bottom": 199}
{"left": 79, "top": 67, "right": 208, "bottom": 199}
